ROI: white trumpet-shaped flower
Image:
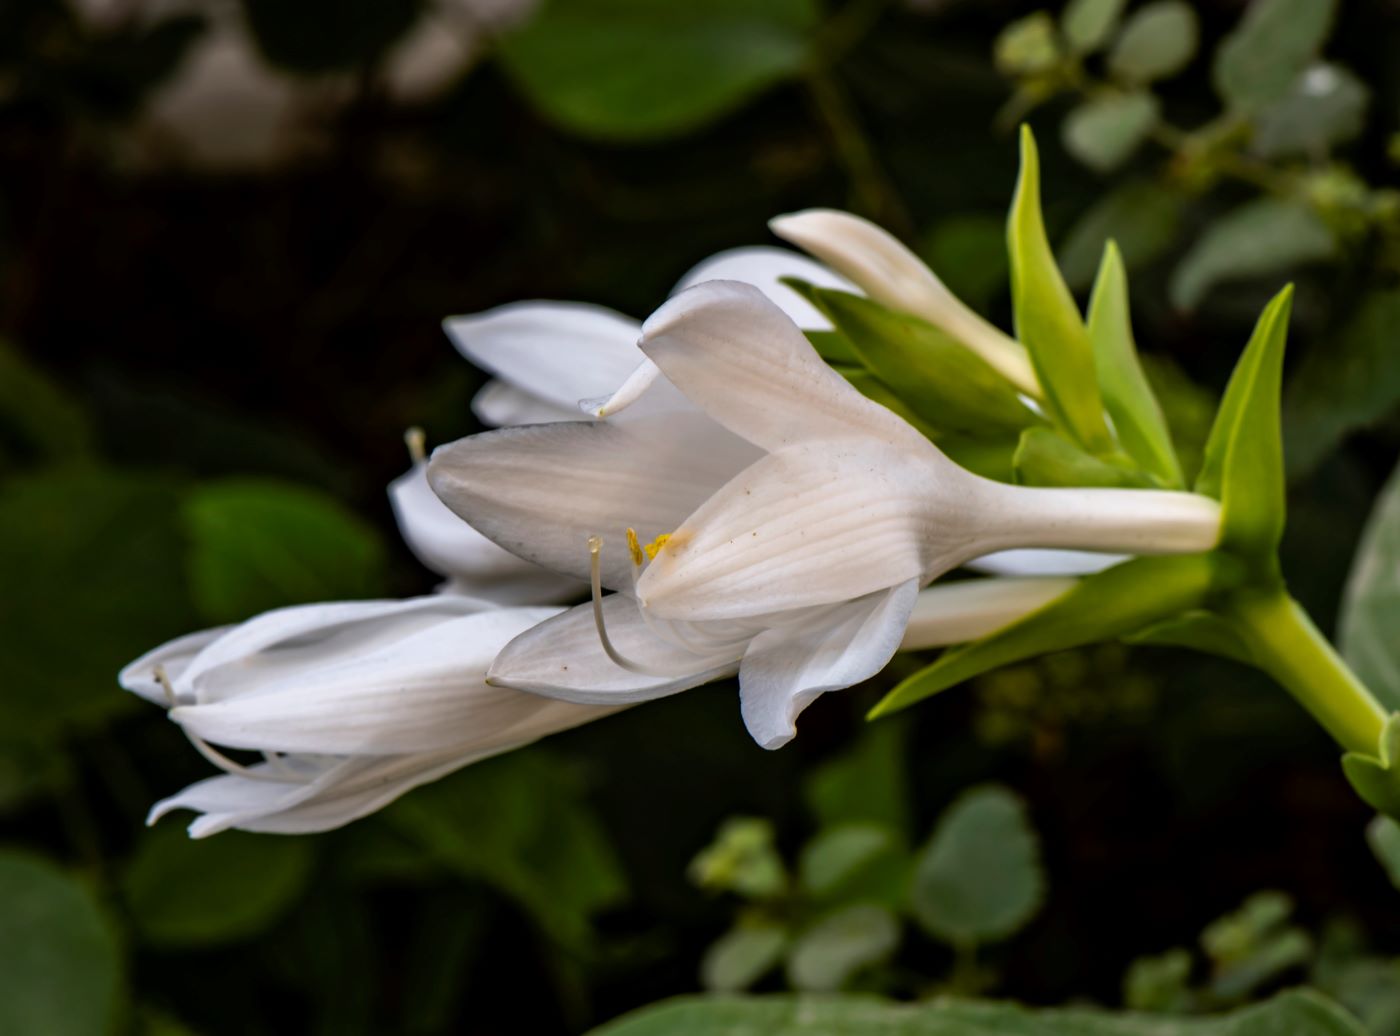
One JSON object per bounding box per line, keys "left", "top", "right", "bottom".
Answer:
{"left": 428, "top": 281, "right": 1220, "bottom": 746}
{"left": 119, "top": 595, "right": 621, "bottom": 837}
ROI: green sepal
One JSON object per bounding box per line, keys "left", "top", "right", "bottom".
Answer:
{"left": 936, "top": 435, "right": 1020, "bottom": 483}
{"left": 830, "top": 366, "right": 942, "bottom": 442}
{"left": 1194, "top": 285, "right": 1293, "bottom": 567}
{"left": 870, "top": 554, "right": 1221, "bottom": 718}
{"left": 1124, "top": 609, "right": 1257, "bottom": 666}
{"left": 1087, "top": 241, "right": 1184, "bottom": 487}
{"left": 1013, "top": 426, "right": 1157, "bottom": 488}
{"left": 1007, "top": 125, "right": 1115, "bottom": 453}
{"left": 798, "top": 285, "right": 1043, "bottom": 436}
{"left": 1342, "top": 714, "right": 1400, "bottom": 821}
{"left": 805, "top": 329, "right": 860, "bottom": 367}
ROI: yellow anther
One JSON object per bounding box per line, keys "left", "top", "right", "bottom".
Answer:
{"left": 644, "top": 533, "right": 672, "bottom": 560}
{"left": 626, "top": 527, "right": 644, "bottom": 567}
{"left": 404, "top": 426, "right": 427, "bottom": 464}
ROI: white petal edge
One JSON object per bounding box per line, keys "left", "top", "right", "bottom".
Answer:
{"left": 965, "top": 548, "right": 1126, "bottom": 577}
{"left": 671, "top": 245, "right": 858, "bottom": 330}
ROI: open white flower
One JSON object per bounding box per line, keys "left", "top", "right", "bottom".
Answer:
{"left": 429, "top": 281, "right": 1219, "bottom": 745}
{"left": 119, "top": 595, "right": 620, "bottom": 837}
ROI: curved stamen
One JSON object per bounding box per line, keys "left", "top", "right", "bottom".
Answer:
{"left": 623, "top": 529, "right": 753, "bottom": 659}
{"left": 154, "top": 664, "right": 303, "bottom": 785}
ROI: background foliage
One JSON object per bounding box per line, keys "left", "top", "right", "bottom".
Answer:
{"left": 3, "top": 0, "right": 1400, "bottom": 1032}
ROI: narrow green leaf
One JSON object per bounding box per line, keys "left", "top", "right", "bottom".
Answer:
{"left": 1340, "top": 456, "right": 1400, "bottom": 710}
{"left": 1087, "top": 241, "right": 1182, "bottom": 486}
{"left": 1213, "top": 0, "right": 1338, "bottom": 113}
{"left": 1170, "top": 198, "right": 1334, "bottom": 311}
{"left": 1061, "top": 0, "right": 1127, "bottom": 55}
{"left": 1107, "top": 1, "right": 1199, "bottom": 84}
{"left": 1194, "top": 286, "right": 1293, "bottom": 562}
{"left": 870, "top": 554, "right": 1218, "bottom": 717}
{"left": 1062, "top": 92, "right": 1159, "bottom": 173}
{"left": 1013, "top": 427, "right": 1156, "bottom": 488}
{"left": 911, "top": 785, "right": 1044, "bottom": 946}
{"left": 804, "top": 329, "right": 861, "bottom": 367}
{"left": 811, "top": 288, "right": 1043, "bottom": 435}
{"left": 1008, "top": 125, "right": 1114, "bottom": 451}
{"left": 1124, "top": 610, "right": 1256, "bottom": 666}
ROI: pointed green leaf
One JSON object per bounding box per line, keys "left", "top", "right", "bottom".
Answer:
{"left": 810, "top": 288, "right": 1043, "bottom": 435}
{"left": 1087, "top": 241, "right": 1183, "bottom": 486}
{"left": 1008, "top": 126, "right": 1114, "bottom": 452}
{"left": 1013, "top": 427, "right": 1156, "bottom": 488}
{"left": 871, "top": 553, "right": 1219, "bottom": 717}
{"left": 1124, "top": 610, "right": 1256, "bottom": 666}
{"left": 1194, "top": 286, "right": 1293, "bottom": 562}
{"left": 805, "top": 329, "right": 860, "bottom": 367}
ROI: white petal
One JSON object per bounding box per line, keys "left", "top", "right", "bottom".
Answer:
{"left": 638, "top": 280, "right": 928, "bottom": 453}
{"left": 472, "top": 379, "right": 581, "bottom": 426}
{"left": 964, "top": 548, "right": 1126, "bottom": 577}
{"left": 389, "top": 461, "right": 584, "bottom": 602}
{"left": 444, "top": 301, "right": 642, "bottom": 412}
{"left": 636, "top": 440, "right": 961, "bottom": 621}
{"left": 428, "top": 413, "right": 761, "bottom": 589}
{"left": 119, "top": 627, "right": 230, "bottom": 705}
{"left": 770, "top": 209, "right": 1038, "bottom": 394}
{"left": 899, "top": 577, "right": 1076, "bottom": 650}
{"left": 671, "top": 245, "right": 858, "bottom": 330}
{"left": 739, "top": 579, "right": 919, "bottom": 749}
{"left": 172, "top": 607, "right": 564, "bottom": 755}
{"left": 488, "top": 593, "right": 746, "bottom": 703}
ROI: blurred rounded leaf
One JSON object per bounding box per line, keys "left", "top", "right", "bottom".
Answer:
{"left": 0, "top": 470, "right": 192, "bottom": 739}
{"left": 1341, "top": 457, "right": 1400, "bottom": 712}
{"left": 910, "top": 784, "right": 1044, "bottom": 946}
{"left": 784, "top": 904, "right": 900, "bottom": 993}
{"left": 689, "top": 817, "right": 788, "bottom": 900}
{"left": 1107, "top": 1, "right": 1198, "bottom": 85}
{"left": 497, "top": 0, "right": 818, "bottom": 141}
{"left": 994, "top": 11, "right": 1060, "bottom": 77}
{"left": 0, "top": 852, "right": 123, "bottom": 1036}
{"left": 1367, "top": 816, "right": 1400, "bottom": 892}
{"left": 123, "top": 823, "right": 314, "bottom": 947}
{"left": 182, "top": 478, "right": 387, "bottom": 624}
{"left": 1058, "top": 179, "right": 1185, "bottom": 290}
{"left": 242, "top": 0, "right": 420, "bottom": 74}
{"left": 701, "top": 923, "right": 788, "bottom": 993}
{"left": 921, "top": 215, "right": 1008, "bottom": 316}
{"left": 798, "top": 824, "right": 899, "bottom": 899}
{"left": 1061, "top": 0, "right": 1126, "bottom": 56}
{"left": 1252, "top": 63, "right": 1368, "bottom": 159}
{"left": 1169, "top": 198, "right": 1335, "bottom": 311}
{"left": 1213, "top": 0, "right": 1337, "bottom": 113}
{"left": 1062, "top": 91, "right": 1158, "bottom": 173}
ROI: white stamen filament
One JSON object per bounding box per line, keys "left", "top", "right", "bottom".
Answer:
{"left": 153, "top": 664, "right": 299, "bottom": 785}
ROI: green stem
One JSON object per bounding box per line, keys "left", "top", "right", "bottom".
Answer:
{"left": 1230, "top": 591, "right": 1387, "bottom": 754}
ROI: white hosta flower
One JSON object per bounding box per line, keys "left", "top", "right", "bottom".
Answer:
{"left": 119, "top": 596, "right": 619, "bottom": 837}
{"left": 489, "top": 575, "right": 1077, "bottom": 748}
{"left": 429, "top": 281, "right": 1219, "bottom": 746}
{"left": 770, "top": 208, "right": 1039, "bottom": 396}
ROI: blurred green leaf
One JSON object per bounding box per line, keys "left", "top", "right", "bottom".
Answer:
{"left": 1087, "top": 242, "right": 1181, "bottom": 486}
{"left": 498, "top": 0, "right": 818, "bottom": 140}
{"left": 590, "top": 989, "right": 1367, "bottom": 1034}
{"left": 123, "top": 823, "right": 313, "bottom": 947}
{"left": 1107, "top": 1, "right": 1199, "bottom": 85}
{"left": 784, "top": 904, "right": 900, "bottom": 993}
{"left": 690, "top": 817, "right": 788, "bottom": 901}
{"left": 1284, "top": 289, "right": 1400, "bottom": 478}
{"left": 808, "top": 288, "right": 1043, "bottom": 436}
{"left": 798, "top": 823, "right": 901, "bottom": 900}
{"left": 1123, "top": 948, "right": 1194, "bottom": 1012}
{"left": 1170, "top": 199, "right": 1333, "bottom": 311}
{"left": 871, "top": 554, "right": 1217, "bottom": 718}
{"left": 1202, "top": 892, "right": 1313, "bottom": 1002}
{"left": 910, "top": 784, "right": 1043, "bottom": 947}
{"left": 1253, "top": 64, "right": 1368, "bottom": 159}
{"left": 1008, "top": 126, "right": 1113, "bottom": 452}
{"left": 0, "top": 341, "right": 92, "bottom": 470}
{"left": 0, "top": 469, "right": 192, "bottom": 739}
{"left": 1062, "top": 0, "right": 1126, "bottom": 56}
{"left": 920, "top": 215, "right": 1009, "bottom": 316}
{"left": 1059, "top": 180, "right": 1185, "bottom": 290}
{"left": 1213, "top": 0, "right": 1338, "bottom": 113}
{"left": 804, "top": 720, "right": 911, "bottom": 837}
{"left": 242, "top": 0, "right": 418, "bottom": 74}
{"left": 994, "top": 12, "right": 1060, "bottom": 76}
{"left": 386, "top": 750, "right": 627, "bottom": 946}
{"left": 182, "top": 478, "right": 386, "bottom": 624}
{"left": 0, "top": 852, "right": 122, "bottom": 1036}
{"left": 1341, "top": 457, "right": 1400, "bottom": 711}
{"left": 1062, "top": 92, "right": 1158, "bottom": 173}
{"left": 1194, "top": 286, "right": 1292, "bottom": 563}
{"left": 702, "top": 923, "right": 789, "bottom": 993}
{"left": 1014, "top": 427, "right": 1155, "bottom": 488}
{"left": 1366, "top": 816, "right": 1400, "bottom": 891}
